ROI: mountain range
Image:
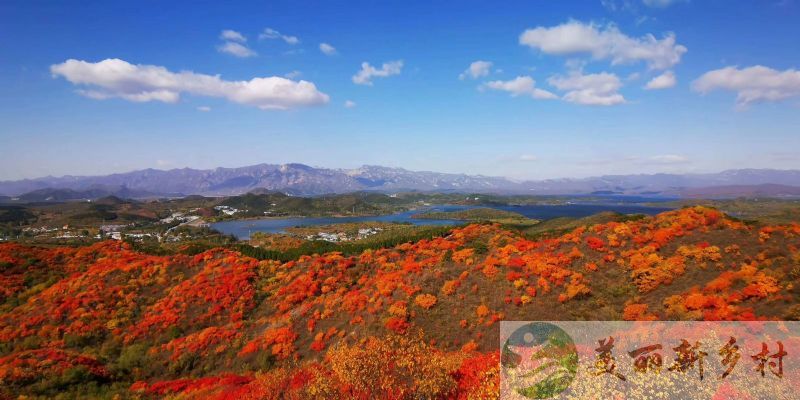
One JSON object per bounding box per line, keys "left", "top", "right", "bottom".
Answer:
{"left": 1, "top": 163, "right": 800, "bottom": 199}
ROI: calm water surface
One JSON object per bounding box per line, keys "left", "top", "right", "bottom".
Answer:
{"left": 212, "top": 201, "right": 673, "bottom": 240}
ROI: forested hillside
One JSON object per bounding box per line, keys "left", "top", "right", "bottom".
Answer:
{"left": 1, "top": 207, "right": 798, "bottom": 399}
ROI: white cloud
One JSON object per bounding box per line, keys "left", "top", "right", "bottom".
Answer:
{"left": 319, "top": 43, "right": 337, "bottom": 55}
{"left": 644, "top": 70, "right": 676, "bottom": 89}
{"left": 519, "top": 154, "right": 538, "bottom": 162}
{"left": 548, "top": 71, "right": 625, "bottom": 106}
{"left": 284, "top": 70, "right": 302, "bottom": 79}
{"left": 344, "top": 100, "right": 356, "bottom": 108}
{"left": 601, "top": 0, "right": 637, "bottom": 12}
{"left": 459, "top": 60, "right": 493, "bottom": 80}
{"left": 217, "top": 30, "right": 255, "bottom": 58}
{"left": 352, "top": 60, "right": 403, "bottom": 85}
{"left": 259, "top": 28, "right": 299, "bottom": 45}
{"left": 692, "top": 65, "right": 800, "bottom": 107}
{"left": 648, "top": 154, "right": 689, "bottom": 164}
{"left": 642, "top": 0, "right": 685, "bottom": 8}
{"left": 76, "top": 88, "right": 179, "bottom": 102}
{"left": 196, "top": 106, "right": 211, "bottom": 112}
{"left": 50, "top": 58, "right": 329, "bottom": 110}
{"left": 220, "top": 29, "right": 246, "bottom": 42}
{"left": 519, "top": 20, "right": 687, "bottom": 69}
{"left": 217, "top": 42, "right": 257, "bottom": 58}
{"left": 482, "top": 76, "right": 558, "bottom": 99}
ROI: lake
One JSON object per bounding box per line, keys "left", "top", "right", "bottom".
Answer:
{"left": 211, "top": 202, "right": 673, "bottom": 240}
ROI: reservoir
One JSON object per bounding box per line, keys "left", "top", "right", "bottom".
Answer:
{"left": 211, "top": 202, "right": 673, "bottom": 240}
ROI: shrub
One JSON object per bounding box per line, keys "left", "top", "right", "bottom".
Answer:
{"left": 414, "top": 294, "right": 438, "bottom": 309}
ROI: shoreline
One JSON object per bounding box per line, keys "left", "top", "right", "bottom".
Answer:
{"left": 209, "top": 200, "right": 672, "bottom": 225}
{"left": 208, "top": 205, "right": 434, "bottom": 224}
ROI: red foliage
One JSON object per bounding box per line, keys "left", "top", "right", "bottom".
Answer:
{"left": 385, "top": 317, "right": 410, "bottom": 334}
{"left": 453, "top": 352, "right": 500, "bottom": 399}
{"left": 0, "top": 349, "right": 110, "bottom": 384}
{"left": 136, "top": 374, "right": 253, "bottom": 396}
{"left": 162, "top": 323, "right": 242, "bottom": 361}
{"left": 239, "top": 326, "right": 298, "bottom": 359}
{"left": 126, "top": 249, "right": 259, "bottom": 341}
{"left": 585, "top": 236, "right": 606, "bottom": 251}
{"left": 0, "top": 206, "right": 794, "bottom": 397}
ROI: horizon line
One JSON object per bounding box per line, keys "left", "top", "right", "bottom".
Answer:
{"left": 2, "top": 162, "right": 800, "bottom": 184}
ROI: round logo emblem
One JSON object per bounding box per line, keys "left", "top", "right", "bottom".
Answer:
{"left": 501, "top": 322, "right": 578, "bottom": 399}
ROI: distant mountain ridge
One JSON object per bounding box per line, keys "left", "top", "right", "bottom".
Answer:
{"left": 674, "top": 183, "right": 800, "bottom": 198}
{"left": 1, "top": 163, "right": 800, "bottom": 198}
{"left": 14, "top": 186, "right": 156, "bottom": 202}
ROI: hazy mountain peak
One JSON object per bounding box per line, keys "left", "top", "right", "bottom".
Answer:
{"left": 1, "top": 164, "right": 799, "bottom": 198}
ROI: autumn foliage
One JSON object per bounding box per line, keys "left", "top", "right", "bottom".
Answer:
{"left": 0, "top": 206, "right": 798, "bottom": 398}
{"left": 414, "top": 293, "right": 438, "bottom": 309}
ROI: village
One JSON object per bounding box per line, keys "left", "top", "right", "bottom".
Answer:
{"left": 5, "top": 208, "right": 219, "bottom": 245}
{"left": 303, "top": 226, "right": 383, "bottom": 242}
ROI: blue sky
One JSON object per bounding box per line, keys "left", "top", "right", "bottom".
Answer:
{"left": 1, "top": 0, "right": 799, "bottom": 181}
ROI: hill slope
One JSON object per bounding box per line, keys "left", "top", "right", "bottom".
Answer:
{"left": 0, "top": 207, "right": 798, "bottom": 398}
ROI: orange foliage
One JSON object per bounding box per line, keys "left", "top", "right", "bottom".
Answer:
{"left": 414, "top": 294, "right": 438, "bottom": 309}
{"left": 451, "top": 248, "right": 476, "bottom": 265}
{"left": 0, "top": 205, "right": 794, "bottom": 397}
{"left": 475, "top": 305, "right": 489, "bottom": 318}
{"left": 622, "top": 303, "right": 657, "bottom": 321}
{"left": 441, "top": 279, "right": 460, "bottom": 296}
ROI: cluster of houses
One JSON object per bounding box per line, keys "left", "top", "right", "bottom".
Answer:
{"left": 159, "top": 211, "right": 201, "bottom": 224}
{"left": 213, "top": 205, "right": 242, "bottom": 216}
{"left": 100, "top": 224, "right": 130, "bottom": 240}
{"left": 54, "top": 232, "right": 86, "bottom": 239}
{"left": 305, "top": 227, "right": 383, "bottom": 243}
{"left": 20, "top": 225, "right": 98, "bottom": 241}
{"left": 14, "top": 224, "right": 99, "bottom": 241}
{"left": 125, "top": 232, "right": 161, "bottom": 241}
{"left": 9, "top": 205, "right": 219, "bottom": 243}
{"left": 263, "top": 203, "right": 279, "bottom": 215}
{"left": 100, "top": 224, "right": 163, "bottom": 242}
{"left": 22, "top": 226, "right": 63, "bottom": 234}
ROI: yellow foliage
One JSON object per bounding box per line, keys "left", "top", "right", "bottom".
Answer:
{"left": 388, "top": 301, "right": 408, "bottom": 318}
{"left": 327, "top": 331, "right": 460, "bottom": 399}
